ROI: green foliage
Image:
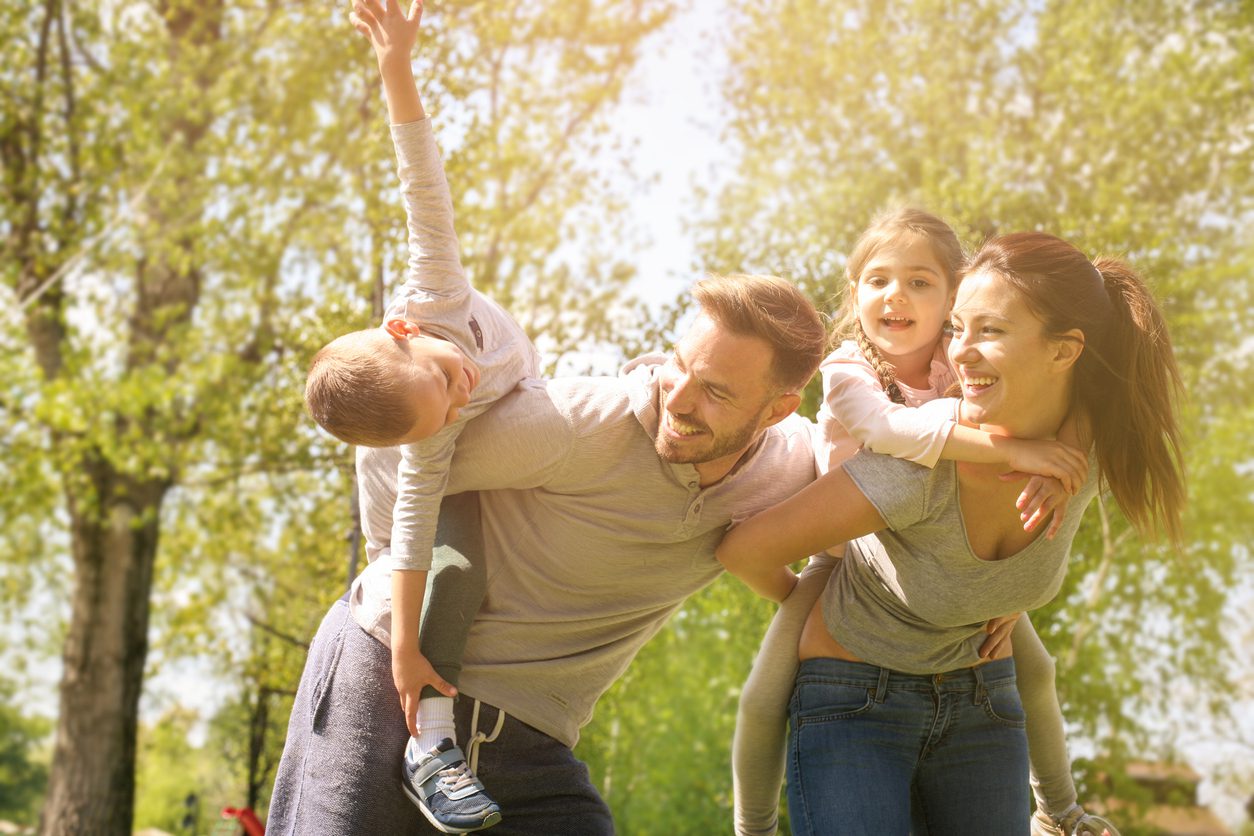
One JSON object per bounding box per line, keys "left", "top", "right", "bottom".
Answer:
{"left": 0, "top": 680, "right": 50, "bottom": 824}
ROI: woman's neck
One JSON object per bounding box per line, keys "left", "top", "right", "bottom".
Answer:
{"left": 957, "top": 396, "right": 1071, "bottom": 443}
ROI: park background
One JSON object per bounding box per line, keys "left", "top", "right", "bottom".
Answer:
{"left": 2, "top": 0, "right": 1252, "bottom": 833}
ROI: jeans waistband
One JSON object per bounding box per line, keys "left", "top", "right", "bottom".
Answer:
{"left": 796, "top": 656, "right": 1017, "bottom": 695}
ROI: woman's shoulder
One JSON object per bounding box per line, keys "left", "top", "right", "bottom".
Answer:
{"left": 842, "top": 447, "right": 957, "bottom": 530}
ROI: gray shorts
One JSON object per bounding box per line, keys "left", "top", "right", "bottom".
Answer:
{"left": 267, "top": 598, "right": 614, "bottom": 835}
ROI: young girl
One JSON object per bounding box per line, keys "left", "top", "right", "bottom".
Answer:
{"left": 731, "top": 209, "right": 1116, "bottom": 836}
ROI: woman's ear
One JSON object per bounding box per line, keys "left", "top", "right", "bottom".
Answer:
{"left": 1052, "top": 328, "right": 1085, "bottom": 370}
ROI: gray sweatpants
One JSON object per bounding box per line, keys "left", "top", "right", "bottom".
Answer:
{"left": 268, "top": 598, "right": 615, "bottom": 835}
{"left": 268, "top": 492, "right": 614, "bottom": 835}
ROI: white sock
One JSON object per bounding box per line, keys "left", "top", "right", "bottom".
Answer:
{"left": 415, "top": 696, "right": 456, "bottom": 753}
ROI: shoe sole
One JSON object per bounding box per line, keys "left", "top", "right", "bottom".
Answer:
{"left": 401, "top": 780, "right": 503, "bottom": 834}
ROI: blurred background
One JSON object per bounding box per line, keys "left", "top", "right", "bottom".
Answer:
{"left": 2, "top": 0, "right": 1251, "bottom": 833}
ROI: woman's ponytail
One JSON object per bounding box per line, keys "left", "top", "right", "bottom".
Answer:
{"left": 1089, "top": 258, "right": 1186, "bottom": 544}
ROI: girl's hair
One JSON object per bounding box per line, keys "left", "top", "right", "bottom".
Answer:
{"left": 966, "top": 232, "right": 1185, "bottom": 543}
{"left": 837, "top": 207, "right": 964, "bottom": 403}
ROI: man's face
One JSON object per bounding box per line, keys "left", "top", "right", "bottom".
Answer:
{"left": 655, "top": 312, "right": 794, "bottom": 483}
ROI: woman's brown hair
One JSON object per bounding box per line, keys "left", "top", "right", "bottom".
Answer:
{"left": 967, "top": 232, "right": 1185, "bottom": 543}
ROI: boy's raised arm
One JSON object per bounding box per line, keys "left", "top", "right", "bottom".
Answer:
{"left": 351, "top": 0, "right": 426, "bottom": 124}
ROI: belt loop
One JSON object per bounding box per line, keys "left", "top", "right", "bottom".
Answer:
{"left": 971, "top": 665, "right": 987, "bottom": 706}
{"left": 873, "top": 668, "right": 890, "bottom": 703}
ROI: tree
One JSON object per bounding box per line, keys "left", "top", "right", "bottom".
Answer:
{"left": 673, "top": 0, "right": 1252, "bottom": 828}
{"left": 0, "top": 0, "right": 673, "bottom": 830}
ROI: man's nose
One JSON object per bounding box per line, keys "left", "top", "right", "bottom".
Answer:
{"left": 666, "top": 373, "right": 698, "bottom": 412}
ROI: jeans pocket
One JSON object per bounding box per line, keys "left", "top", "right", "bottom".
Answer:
{"left": 981, "top": 681, "right": 1027, "bottom": 728}
{"left": 792, "top": 680, "right": 875, "bottom": 725}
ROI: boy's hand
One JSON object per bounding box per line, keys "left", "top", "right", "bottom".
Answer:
{"left": 392, "top": 646, "right": 457, "bottom": 738}
{"left": 999, "top": 438, "right": 1088, "bottom": 495}
{"left": 1013, "top": 475, "right": 1072, "bottom": 539}
{"left": 351, "top": 0, "right": 423, "bottom": 69}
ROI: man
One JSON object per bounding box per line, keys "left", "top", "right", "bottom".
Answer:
{"left": 269, "top": 274, "right": 826, "bottom": 835}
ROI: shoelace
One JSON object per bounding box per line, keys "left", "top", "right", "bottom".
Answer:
{"left": 435, "top": 758, "right": 483, "bottom": 794}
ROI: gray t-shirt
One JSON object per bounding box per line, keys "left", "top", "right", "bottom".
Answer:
{"left": 822, "top": 399, "right": 1099, "bottom": 674}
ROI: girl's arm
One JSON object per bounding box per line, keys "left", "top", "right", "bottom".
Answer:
{"left": 717, "top": 467, "right": 886, "bottom": 600}
{"left": 825, "top": 356, "right": 1088, "bottom": 492}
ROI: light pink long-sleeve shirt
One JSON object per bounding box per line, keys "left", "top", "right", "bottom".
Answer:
{"left": 814, "top": 339, "right": 957, "bottom": 475}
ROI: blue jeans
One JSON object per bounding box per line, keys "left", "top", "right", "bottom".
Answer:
{"left": 786, "top": 657, "right": 1028, "bottom": 836}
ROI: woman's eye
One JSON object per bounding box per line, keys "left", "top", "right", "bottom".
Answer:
{"left": 910, "top": 279, "right": 931, "bottom": 289}
{"left": 864, "top": 275, "right": 887, "bottom": 287}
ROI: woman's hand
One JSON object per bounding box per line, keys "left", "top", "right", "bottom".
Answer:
{"left": 979, "top": 612, "right": 1022, "bottom": 659}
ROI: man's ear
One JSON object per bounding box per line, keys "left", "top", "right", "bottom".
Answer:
{"left": 762, "top": 391, "right": 802, "bottom": 428}
{"left": 1052, "top": 328, "right": 1085, "bottom": 371}
{"left": 385, "top": 319, "right": 420, "bottom": 340}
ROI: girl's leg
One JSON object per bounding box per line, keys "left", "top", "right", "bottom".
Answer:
{"left": 785, "top": 658, "right": 920, "bottom": 836}
{"left": 1013, "top": 615, "right": 1079, "bottom": 816}
{"left": 733, "top": 557, "right": 835, "bottom": 836}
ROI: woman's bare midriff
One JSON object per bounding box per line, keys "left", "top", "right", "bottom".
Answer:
{"left": 796, "top": 598, "right": 1014, "bottom": 665}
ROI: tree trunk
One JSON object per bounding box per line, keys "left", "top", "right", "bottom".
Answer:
{"left": 39, "top": 467, "right": 169, "bottom": 835}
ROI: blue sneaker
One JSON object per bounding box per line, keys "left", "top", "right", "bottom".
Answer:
{"left": 402, "top": 738, "right": 502, "bottom": 833}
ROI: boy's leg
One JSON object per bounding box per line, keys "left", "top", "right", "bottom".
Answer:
{"left": 733, "top": 556, "right": 835, "bottom": 836}
{"left": 1012, "top": 615, "right": 1079, "bottom": 815}
{"left": 403, "top": 491, "right": 502, "bottom": 832}
{"left": 419, "top": 490, "right": 488, "bottom": 697}
{"left": 268, "top": 598, "right": 424, "bottom": 836}
{"left": 452, "top": 699, "right": 614, "bottom": 836}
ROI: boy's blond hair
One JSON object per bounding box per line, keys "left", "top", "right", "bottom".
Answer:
{"left": 305, "top": 329, "right": 422, "bottom": 447}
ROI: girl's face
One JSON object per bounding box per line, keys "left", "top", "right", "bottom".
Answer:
{"left": 948, "top": 269, "right": 1076, "bottom": 437}
{"left": 852, "top": 233, "right": 955, "bottom": 364}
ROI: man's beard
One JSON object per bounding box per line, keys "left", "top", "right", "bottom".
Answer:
{"left": 654, "top": 407, "right": 762, "bottom": 466}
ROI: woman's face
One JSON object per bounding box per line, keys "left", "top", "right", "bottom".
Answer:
{"left": 948, "top": 269, "right": 1074, "bottom": 436}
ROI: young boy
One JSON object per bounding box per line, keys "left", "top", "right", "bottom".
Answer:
{"left": 304, "top": 0, "right": 536, "bottom": 830}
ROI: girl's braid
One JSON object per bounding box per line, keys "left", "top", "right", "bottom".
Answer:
{"left": 854, "top": 319, "right": 906, "bottom": 405}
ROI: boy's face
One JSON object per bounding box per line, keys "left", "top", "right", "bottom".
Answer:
{"left": 394, "top": 332, "right": 480, "bottom": 444}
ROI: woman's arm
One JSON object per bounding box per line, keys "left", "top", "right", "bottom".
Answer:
{"left": 717, "top": 467, "right": 886, "bottom": 600}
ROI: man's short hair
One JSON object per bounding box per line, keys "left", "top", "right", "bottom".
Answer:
{"left": 693, "top": 274, "right": 826, "bottom": 392}
{"left": 305, "top": 329, "right": 419, "bottom": 447}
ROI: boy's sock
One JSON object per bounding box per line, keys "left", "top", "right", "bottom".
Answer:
{"left": 415, "top": 696, "right": 456, "bottom": 753}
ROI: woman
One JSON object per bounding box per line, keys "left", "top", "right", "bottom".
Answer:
{"left": 717, "top": 231, "right": 1184, "bottom": 834}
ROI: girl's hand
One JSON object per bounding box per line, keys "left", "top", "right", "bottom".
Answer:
{"left": 392, "top": 646, "right": 456, "bottom": 738}
{"left": 1000, "top": 438, "right": 1088, "bottom": 495}
{"left": 351, "top": 0, "right": 423, "bottom": 69}
{"left": 1013, "top": 475, "right": 1072, "bottom": 539}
